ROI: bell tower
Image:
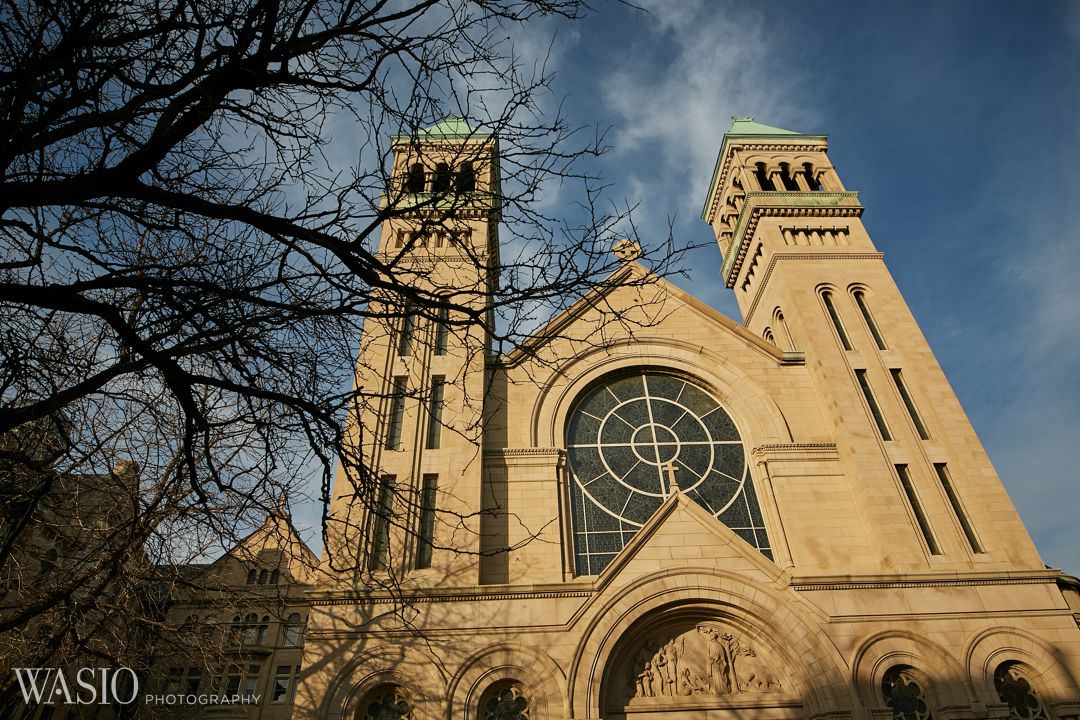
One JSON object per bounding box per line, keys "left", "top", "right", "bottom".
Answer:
{"left": 702, "top": 117, "right": 1042, "bottom": 571}
{"left": 324, "top": 118, "right": 499, "bottom": 584}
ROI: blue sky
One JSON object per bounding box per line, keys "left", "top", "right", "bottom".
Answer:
{"left": 512, "top": 1, "right": 1079, "bottom": 570}
{"left": 291, "top": 2, "right": 1079, "bottom": 573}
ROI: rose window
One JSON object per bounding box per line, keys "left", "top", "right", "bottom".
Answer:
{"left": 566, "top": 371, "right": 771, "bottom": 574}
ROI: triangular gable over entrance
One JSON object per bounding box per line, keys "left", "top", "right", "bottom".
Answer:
{"left": 594, "top": 490, "right": 786, "bottom": 593}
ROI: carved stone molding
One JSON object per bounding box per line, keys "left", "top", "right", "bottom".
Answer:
{"left": 752, "top": 443, "right": 840, "bottom": 463}
{"left": 743, "top": 253, "right": 885, "bottom": 326}
{"left": 609, "top": 621, "right": 786, "bottom": 709}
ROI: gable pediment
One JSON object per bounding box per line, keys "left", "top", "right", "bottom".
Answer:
{"left": 595, "top": 491, "right": 786, "bottom": 594}
{"left": 499, "top": 262, "right": 794, "bottom": 369}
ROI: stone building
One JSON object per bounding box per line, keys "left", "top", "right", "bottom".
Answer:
{"left": 282, "top": 117, "right": 1080, "bottom": 720}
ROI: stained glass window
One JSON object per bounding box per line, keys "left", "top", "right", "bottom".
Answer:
{"left": 364, "top": 685, "right": 413, "bottom": 720}
{"left": 480, "top": 681, "right": 529, "bottom": 720}
{"left": 882, "top": 666, "right": 934, "bottom": 720}
{"left": 995, "top": 663, "right": 1052, "bottom": 720}
{"left": 565, "top": 370, "right": 771, "bottom": 575}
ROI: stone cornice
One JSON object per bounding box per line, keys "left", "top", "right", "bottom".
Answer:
{"left": 752, "top": 443, "right": 839, "bottom": 462}
{"left": 790, "top": 568, "right": 1060, "bottom": 592}
{"left": 305, "top": 586, "right": 593, "bottom": 607}
{"left": 483, "top": 447, "right": 566, "bottom": 468}
{"left": 702, "top": 141, "right": 828, "bottom": 222}
{"left": 742, "top": 251, "right": 885, "bottom": 326}
{"left": 722, "top": 191, "right": 863, "bottom": 287}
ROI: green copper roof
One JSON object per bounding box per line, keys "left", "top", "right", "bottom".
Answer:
{"left": 726, "top": 116, "right": 802, "bottom": 136}
{"left": 700, "top": 116, "right": 827, "bottom": 220}
{"left": 418, "top": 117, "right": 489, "bottom": 139}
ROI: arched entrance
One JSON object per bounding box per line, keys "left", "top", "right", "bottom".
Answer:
{"left": 600, "top": 604, "right": 802, "bottom": 719}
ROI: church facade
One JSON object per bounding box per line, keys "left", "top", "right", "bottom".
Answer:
{"left": 292, "top": 118, "right": 1080, "bottom": 720}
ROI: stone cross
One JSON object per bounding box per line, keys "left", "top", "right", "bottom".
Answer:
{"left": 662, "top": 462, "right": 680, "bottom": 493}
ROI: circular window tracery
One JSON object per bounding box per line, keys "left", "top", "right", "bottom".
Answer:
{"left": 566, "top": 370, "right": 772, "bottom": 574}
{"left": 994, "top": 663, "right": 1052, "bottom": 720}
{"left": 479, "top": 680, "right": 529, "bottom": 720}
{"left": 882, "top": 665, "right": 934, "bottom": 720}
{"left": 363, "top": 685, "right": 413, "bottom": 720}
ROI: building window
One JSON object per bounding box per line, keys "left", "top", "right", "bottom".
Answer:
{"left": 934, "top": 464, "right": 983, "bottom": 553}
{"left": 241, "top": 664, "right": 261, "bottom": 701}
{"left": 369, "top": 476, "right": 395, "bottom": 571}
{"left": 456, "top": 161, "right": 476, "bottom": 193}
{"left": 246, "top": 568, "right": 257, "bottom": 584}
{"left": 272, "top": 664, "right": 299, "bottom": 703}
{"left": 779, "top": 162, "right": 800, "bottom": 191}
{"left": 891, "top": 369, "right": 929, "bottom": 440}
{"left": 754, "top": 162, "right": 774, "bottom": 191}
{"left": 775, "top": 309, "right": 795, "bottom": 350}
{"left": 763, "top": 327, "right": 775, "bottom": 344}
{"left": 386, "top": 377, "right": 407, "bottom": 450}
{"left": 822, "top": 290, "right": 853, "bottom": 350}
{"left": 882, "top": 665, "right": 934, "bottom": 720}
{"left": 257, "top": 569, "right": 268, "bottom": 585}
{"left": 416, "top": 474, "right": 438, "bottom": 569}
{"left": 363, "top": 685, "right": 413, "bottom": 719}
{"left": 405, "top": 163, "right": 425, "bottom": 193}
{"left": 398, "top": 303, "right": 416, "bottom": 357}
{"left": 853, "top": 290, "right": 887, "bottom": 350}
{"left": 241, "top": 613, "right": 260, "bottom": 645}
{"left": 270, "top": 569, "right": 280, "bottom": 585}
{"left": 480, "top": 680, "right": 530, "bottom": 720}
{"left": 896, "top": 464, "right": 941, "bottom": 555}
{"left": 283, "top": 612, "right": 305, "bottom": 647}
{"left": 434, "top": 305, "right": 450, "bottom": 356}
{"left": 433, "top": 162, "right": 452, "bottom": 193}
{"left": 164, "top": 668, "right": 184, "bottom": 695}
{"left": 994, "top": 662, "right": 1051, "bottom": 720}
{"left": 803, "top": 162, "right": 822, "bottom": 191}
{"left": 566, "top": 370, "right": 771, "bottom": 575}
{"left": 426, "top": 376, "right": 445, "bottom": 449}
{"left": 855, "top": 369, "right": 892, "bottom": 440}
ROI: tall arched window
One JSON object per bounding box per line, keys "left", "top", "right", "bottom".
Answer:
{"left": 994, "top": 662, "right": 1052, "bottom": 720}
{"left": 775, "top": 309, "right": 795, "bottom": 350}
{"left": 405, "top": 163, "right": 425, "bottom": 193}
{"left": 754, "top": 162, "right": 775, "bottom": 191}
{"left": 283, "top": 612, "right": 305, "bottom": 647}
{"left": 362, "top": 685, "right": 413, "bottom": 720}
{"left": 246, "top": 568, "right": 257, "bottom": 585}
{"left": 432, "top": 162, "right": 452, "bottom": 193}
{"left": 565, "top": 370, "right": 771, "bottom": 575}
{"left": 455, "top": 161, "right": 476, "bottom": 192}
{"left": 779, "top": 162, "right": 800, "bottom": 190}
{"left": 803, "top": 162, "right": 822, "bottom": 191}
{"left": 882, "top": 665, "right": 934, "bottom": 720}
{"left": 479, "top": 680, "right": 530, "bottom": 720}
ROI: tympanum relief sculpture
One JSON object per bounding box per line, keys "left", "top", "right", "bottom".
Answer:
{"left": 627, "top": 624, "right": 782, "bottom": 701}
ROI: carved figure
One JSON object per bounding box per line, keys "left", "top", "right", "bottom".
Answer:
{"left": 681, "top": 667, "right": 710, "bottom": 695}
{"left": 658, "top": 639, "right": 679, "bottom": 696}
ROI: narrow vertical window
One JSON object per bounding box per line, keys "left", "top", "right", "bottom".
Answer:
{"left": 416, "top": 474, "right": 438, "bottom": 569}
{"left": 426, "top": 376, "right": 445, "bottom": 449}
{"left": 779, "top": 162, "right": 800, "bottom": 190}
{"left": 433, "top": 162, "right": 452, "bottom": 192}
{"left": 405, "top": 163, "right": 425, "bottom": 193}
{"left": 434, "top": 306, "right": 449, "bottom": 356}
{"left": 891, "top": 369, "right": 930, "bottom": 440}
{"left": 934, "top": 464, "right": 983, "bottom": 553}
{"left": 855, "top": 369, "right": 892, "bottom": 440}
{"left": 822, "top": 291, "right": 853, "bottom": 350}
{"left": 854, "top": 290, "right": 888, "bottom": 350}
{"left": 386, "top": 377, "right": 407, "bottom": 450}
{"left": 776, "top": 310, "right": 795, "bottom": 350}
{"left": 803, "top": 162, "right": 822, "bottom": 191}
{"left": 754, "top": 162, "right": 775, "bottom": 191}
{"left": 397, "top": 303, "right": 415, "bottom": 356}
{"left": 896, "top": 464, "right": 941, "bottom": 555}
{"left": 763, "top": 328, "right": 775, "bottom": 344}
{"left": 369, "top": 476, "right": 395, "bottom": 570}
{"left": 455, "top": 161, "right": 476, "bottom": 192}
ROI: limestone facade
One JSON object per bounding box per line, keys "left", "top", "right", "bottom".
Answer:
{"left": 227, "top": 118, "right": 1080, "bottom": 719}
